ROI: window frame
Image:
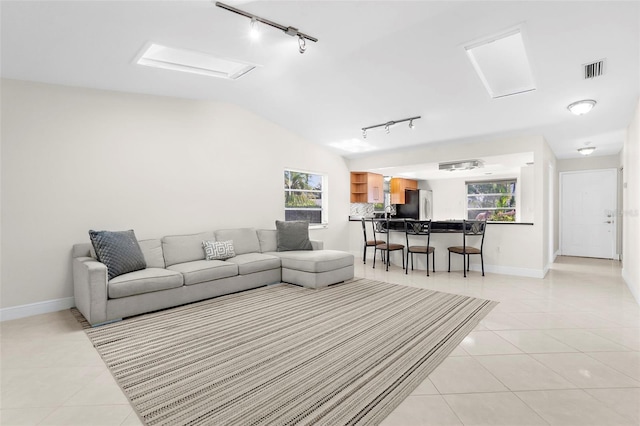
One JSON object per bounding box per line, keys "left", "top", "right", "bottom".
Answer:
{"left": 284, "top": 168, "right": 328, "bottom": 228}
{"left": 466, "top": 178, "right": 517, "bottom": 222}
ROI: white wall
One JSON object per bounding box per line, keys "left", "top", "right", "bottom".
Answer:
{"left": 557, "top": 155, "right": 621, "bottom": 172}
{"left": 348, "top": 135, "right": 556, "bottom": 277}
{"left": 623, "top": 98, "right": 640, "bottom": 304}
{"left": 0, "top": 79, "right": 351, "bottom": 310}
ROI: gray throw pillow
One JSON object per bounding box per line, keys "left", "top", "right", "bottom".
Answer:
{"left": 276, "top": 220, "right": 313, "bottom": 252}
{"left": 89, "top": 229, "right": 147, "bottom": 280}
{"left": 203, "top": 240, "right": 236, "bottom": 260}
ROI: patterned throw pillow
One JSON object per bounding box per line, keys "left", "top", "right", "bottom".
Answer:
{"left": 203, "top": 240, "right": 236, "bottom": 260}
{"left": 88, "top": 229, "right": 147, "bottom": 280}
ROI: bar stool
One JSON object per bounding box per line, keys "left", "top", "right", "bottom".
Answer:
{"left": 448, "top": 219, "right": 487, "bottom": 277}
{"left": 372, "top": 218, "right": 405, "bottom": 272}
{"left": 404, "top": 219, "right": 435, "bottom": 276}
{"left": 361, "top": 218, "right": 384, "bottom": 264}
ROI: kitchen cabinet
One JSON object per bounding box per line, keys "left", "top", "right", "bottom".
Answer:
{"left": 350, "top": 172, "right": 384, "bottom": 203}
{"left": 390, "top": 178, "right": 418, "bottom": 204}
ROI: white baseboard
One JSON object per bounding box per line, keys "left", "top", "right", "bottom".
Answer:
{"left": 0, "top": 297, "right": 75, "bottom": 322}
{"left": 469, "top": 264, "right": 546, "bottom": 279}
{"left": 622, "top": 268, "right": 640, "bottom": 306}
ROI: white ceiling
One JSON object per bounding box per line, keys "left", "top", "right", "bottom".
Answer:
{"left": 372, "top": 152, "right": 535, "bottom": 181}
{"left": 2, "top": 1, "right": 638, "bottom": 162}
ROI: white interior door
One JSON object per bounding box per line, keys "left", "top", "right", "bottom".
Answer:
{"left": 561, "top": 169, "right": 617, "bottom": 259}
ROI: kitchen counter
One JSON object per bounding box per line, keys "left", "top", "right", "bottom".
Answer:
{"left": 349, "top": 216, "right": 533, "bottom": 225}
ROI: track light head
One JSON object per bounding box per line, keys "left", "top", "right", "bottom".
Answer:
{"left": 409, "top": 119, "right": 415, "bottom": 129}
{"left": 385, "top": 124, "right": 390, "bottom": 134}
{"left": 249, "top": 18, "right": 260, "bottom": 40}
{"left": 298, "top": 35, "right": 306, "bottom": 54}
{"left": 362, "top": 129, "right": 367, "bottom": 139}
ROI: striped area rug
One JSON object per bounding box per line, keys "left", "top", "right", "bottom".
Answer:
{"left": 82, "top": 278, "right": 497, "bottom": 425}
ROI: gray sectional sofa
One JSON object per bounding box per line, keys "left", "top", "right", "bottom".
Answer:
{"left": 72, "top": 228, "right": 354, "bottom": 326}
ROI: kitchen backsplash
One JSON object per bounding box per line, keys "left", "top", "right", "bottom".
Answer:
{"left": 350, "top": 203, "right": 396, "bottom": 217}
{"left": 350, "top": 203, "right": 375, "bottom": 217}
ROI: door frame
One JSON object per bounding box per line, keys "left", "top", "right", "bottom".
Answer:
{"left": 559, "top": 168, "right": 618, "bottom": 259}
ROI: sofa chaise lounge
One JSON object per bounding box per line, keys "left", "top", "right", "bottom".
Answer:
{"left": 72, "top": 227, "right": 354, "bottom": 326}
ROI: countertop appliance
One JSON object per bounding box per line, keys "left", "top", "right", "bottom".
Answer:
{"left": 395, "top": 189, "right": 433, "bottom": 220}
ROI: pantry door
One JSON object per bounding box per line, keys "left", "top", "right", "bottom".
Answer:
{"left": 560, "top": 169, "right": 617, "bottom": 259}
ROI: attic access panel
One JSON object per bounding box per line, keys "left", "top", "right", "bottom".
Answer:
{"left": 465, "top": 29, "right": 536, "bottom": 98}
{"left": 136, "top": 43, "right": 257, "bottom": 80}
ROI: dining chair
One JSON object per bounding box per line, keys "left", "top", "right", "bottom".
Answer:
{"left": 361, "top": 218, "right": 385, "bottom": 264}
{"left": 404, "top": 219, "right": 435, "bottom": 276}
{"left": 372, "top": 218, "right": 405, "bottom": 271}
{"left": 448, "top": 219, "right": 487, "bottom": 277}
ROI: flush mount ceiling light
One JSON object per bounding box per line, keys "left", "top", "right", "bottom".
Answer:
{"left": 136, "top": 43, "right": 257, "bottom": 80}
{"left": 567, "top": 99, "right": 597, "bottom": 115}
{"left": 578, "top": 147, "right": 596, "bottom": 155}
{"left": 577, "top": 142, "right": 597, "bottom": 156}
{"left": 465, "top": 28, "right": 536, "bottom": 98}
{"left": 215, "top": 2, "right": 318, "bottom": 54}
{"left": 439, "top": 160, "right": 484, "bottom": 171}
{"left": 362, "top": 116, "right": 421, "bottom": 138}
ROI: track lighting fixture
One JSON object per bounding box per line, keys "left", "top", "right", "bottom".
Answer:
{"left": 215, "top": 2, "right": 318, "bottom": 54}
{"left": 361, "top": 116, "right": 421, "bottom": 137}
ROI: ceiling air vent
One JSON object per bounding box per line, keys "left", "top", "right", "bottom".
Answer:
{"left": 439, "top": 160, "right": 484, "bottom": 172}
{"left": 583, "top": 59, "right": 605, "bottom": 79}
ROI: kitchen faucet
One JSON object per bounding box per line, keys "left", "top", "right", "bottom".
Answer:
{"left": 384, "top": 205, "right": 393, "bottom": 220}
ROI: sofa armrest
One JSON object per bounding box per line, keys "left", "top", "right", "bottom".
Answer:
{"left": 310, "top": 240, "right": 323, "bottom": 250}
{"left": 72, "top": 256, "right": 108, "bottom": 326}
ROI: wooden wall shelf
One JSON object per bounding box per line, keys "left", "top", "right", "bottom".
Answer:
{"left": 350, "top": 172, "right": 384, "bottom": 203}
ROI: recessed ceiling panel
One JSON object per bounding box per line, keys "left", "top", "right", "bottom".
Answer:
{"left": 136, "top": 43, "right": 257, "bottom": 80}
{"left": 465, "top": 29, "right": 536, "bottom": 98}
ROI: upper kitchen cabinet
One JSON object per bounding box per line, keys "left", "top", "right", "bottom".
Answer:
{"left": 350, "top": 172, "right": 384, "bottom": 203}
{"left": 390, "top": 178, "right": 418, "bottom": 204}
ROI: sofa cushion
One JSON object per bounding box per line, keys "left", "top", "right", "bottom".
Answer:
{"left": 162, "top": 232, "right": 214, "bottom": 267}
{"left": 276, "top": 220, "right": 312, "bottom": 251}
{"left": 268, "top": 250, "right": 354, "bottom": 273}
{"left": 89, "top": 229, "right": 147, "bottom": 280}
{"left": 214, "top": 228, "right": 261, "bottom": 255}
{"left": 257, "top": 229, "right": 278, "bottom": 253}
{"left": 108, "top": 268, "right": 183, "bottom": 299}
{"left": 203, "top": 240, "right": 236, "bottom": 260}
{"left": 225, "top": 253, "right": 281, "bottom": 275}
{"left": 138, "top": 239, "right": 165, "bottom": 268}
{"left": 168, "top": 260, "right": 238, "bottom": 286}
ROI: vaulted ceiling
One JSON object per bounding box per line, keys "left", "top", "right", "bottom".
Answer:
{"left": 2, "top": 1, "right": 638, "bottom": 160}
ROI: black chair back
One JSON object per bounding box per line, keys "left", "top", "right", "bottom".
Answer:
{"left": 404, "top": 219, "right": 431, "bottom": 246}
{"left": 361, "top": 217, "right": 368, "bottom": 242}
{"left": 463, "top": 219, "right": 487, "bottom": 250}
{"left": 373, "top": 218, "right": 391, "bottom": 245}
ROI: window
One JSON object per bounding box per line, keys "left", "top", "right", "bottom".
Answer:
{"left": 284, "top": 170, "right": 327, "bottom": 225}
{"left": 466, "top": 179, "right": 516, "bottom": 222}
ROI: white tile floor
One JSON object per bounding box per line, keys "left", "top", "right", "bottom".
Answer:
{"left": 1, "top": 256, "right": 638, "bottom": 425}
{"left": 373, "top": 256, "right": 640, "bottom": 426}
